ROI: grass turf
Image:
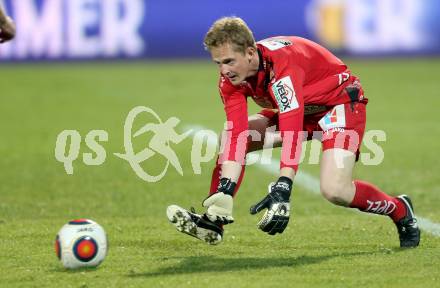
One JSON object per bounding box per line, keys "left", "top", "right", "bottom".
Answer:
{"left": 0, "top": 58, "right": 439, "bottom": 287}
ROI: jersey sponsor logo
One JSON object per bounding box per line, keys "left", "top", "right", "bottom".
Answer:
{"left": 271, "top": 76, "right": 298, "bottom": 113}
{"left": 259, "top": 39, "right": 292, "bottom": 51}
{"left": 318, "top": 104, "right": 346, "bottom": 131}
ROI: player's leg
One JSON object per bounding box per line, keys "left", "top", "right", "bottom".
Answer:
{"left": 319, "top": 148, "right": 356, "bottom": 206}
{"left": 320, "top": 148, "right": 420, "bottom": 247}
{"left": 209, "top": 111, "right": 281, "bottom": 196}
{"left": 319, "top": 102, "right": 420, "bottom": 247}
{"left": 320, "top": 148, "right": 404, "bottom": 215}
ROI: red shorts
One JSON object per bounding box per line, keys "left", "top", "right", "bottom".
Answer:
{"left": 258, "top": 102, "right": 367, "bottom": 159}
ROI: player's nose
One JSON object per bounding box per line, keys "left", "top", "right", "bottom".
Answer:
{"left": 220, "top": 64, "right": 229, "bottom": 76}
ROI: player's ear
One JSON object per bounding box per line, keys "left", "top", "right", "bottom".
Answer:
{"left": 246, "top": 47, "right": 256, "bottom": 62}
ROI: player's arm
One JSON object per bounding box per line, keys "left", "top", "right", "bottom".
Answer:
{"left": 250, "top": 62, "right": 305, "bottom": 235}
{"left": 0, "top": 5, "right": 15, "bottom": 43}
{"left": 217, "top": 91, "right": 249, "bottom": 182}
{"left": 203, "top": 79, "right": 249, "bottom": 224}
{"left": 219, "top": 160, "right": 242, "bottom": 182}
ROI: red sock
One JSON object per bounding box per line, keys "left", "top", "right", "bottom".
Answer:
{"left": 350, "top": 180, "right": 406, "bottom": 222}
{"left": 209, "top": 161, "right": 222, "bottom": 195}
{"left": 209, "top": 156, "right": 245, "bottom": 197}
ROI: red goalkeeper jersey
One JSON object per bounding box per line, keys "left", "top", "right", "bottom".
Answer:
{"left": 218, "top": 36, "right": 367, "bottom": 171}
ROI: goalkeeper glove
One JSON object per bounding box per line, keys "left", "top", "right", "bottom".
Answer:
{"left": 250, "top": 176, "right": 292, "bottom": 235}
{"left": 202, "top": 178, "right": 235, "bottom": 225}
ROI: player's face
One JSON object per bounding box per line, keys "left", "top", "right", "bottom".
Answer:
{"left": 210, "top": 43, "right": 257, "bottom": 85}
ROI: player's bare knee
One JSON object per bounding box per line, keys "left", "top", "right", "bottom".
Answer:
{"left": 320, "top": 181, "right": 351, "bottom": 206}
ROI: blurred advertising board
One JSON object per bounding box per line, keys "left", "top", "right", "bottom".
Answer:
{"left": 0, "top": 0, "right": 439, "bottom": 61}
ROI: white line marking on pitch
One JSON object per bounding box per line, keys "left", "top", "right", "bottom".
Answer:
{"left": 185, "top": 124, "right": 440, "bottom": 237}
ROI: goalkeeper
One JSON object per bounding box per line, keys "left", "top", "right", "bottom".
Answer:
{"left": 167, "top": 17, "right": 420, "bottom": 248}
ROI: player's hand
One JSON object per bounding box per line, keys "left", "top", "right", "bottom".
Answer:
{"left": 0, "top": 16, "right": 16, "bottom": 43}
{"left": 250, "top": 177, "right": 292, "bottom": 235}
{"left": 202, "top": 178, "right": 236, "bottom": 224}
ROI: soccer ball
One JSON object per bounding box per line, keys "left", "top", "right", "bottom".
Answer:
{"left": 55, "top": 219, "right": 108, "bottom": 269}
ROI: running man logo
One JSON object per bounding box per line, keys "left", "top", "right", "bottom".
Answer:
{"left": 272, "top": 76, "right": 299, "bottom": 114}
{"left": 114, "top": 106, "right": 192, "bottom": 182}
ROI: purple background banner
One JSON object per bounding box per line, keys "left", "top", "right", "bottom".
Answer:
{"left": 1, "top": 0, "right": 439, "bottom": 61}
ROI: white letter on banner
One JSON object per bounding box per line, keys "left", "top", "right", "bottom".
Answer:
{"left": 345, "top": 0, "right": 424, "bottom": 53}
{"left": 67, "top": 0, "right": 100, "bottom": 57}
{"left": 377, "top": 0, "right": 422, "bottom": 51}
{"left": 345, "top": 0, "right": 375, "bottom": 53}
{"left": 12, "top": 0, "right": 63, "bottom": 59}
{"left": 102, "top": 0, "right": 145, "bottom": 57}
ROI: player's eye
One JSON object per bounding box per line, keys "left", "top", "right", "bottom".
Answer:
{"left": 223, "top": 59, "right": 233, "bottom": 65}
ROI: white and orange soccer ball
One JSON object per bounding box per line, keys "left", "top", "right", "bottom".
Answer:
{"left": 55, "top": 219, "right": 108, "bottom": 269}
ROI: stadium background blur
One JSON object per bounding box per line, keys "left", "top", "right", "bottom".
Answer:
{"left": 1, "top": 1, "right": 439, "bottom": 287}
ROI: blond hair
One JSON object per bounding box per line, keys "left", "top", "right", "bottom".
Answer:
{"left": 204, "top": 17, "right": 256, "bottom": 54}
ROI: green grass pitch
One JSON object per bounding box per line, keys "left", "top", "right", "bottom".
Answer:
{"left": 0, "top": 58, "right": 439, "bottom": 287}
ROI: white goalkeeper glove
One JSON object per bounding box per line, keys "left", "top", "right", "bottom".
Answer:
{"left": 202, "top": 178, "right": 235, "bottom": 224}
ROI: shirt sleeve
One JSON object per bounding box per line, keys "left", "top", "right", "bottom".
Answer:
{"left": 218, "top": 76, "right": 249, "bottom": 165}
{"left": 269, "top": 59, "right": 306, "bottom": 172}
